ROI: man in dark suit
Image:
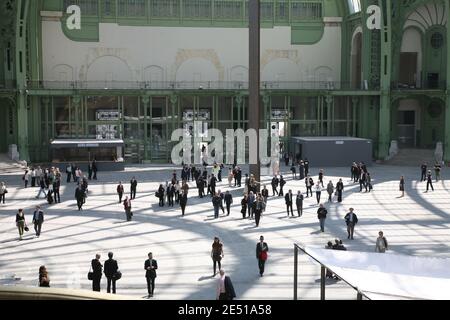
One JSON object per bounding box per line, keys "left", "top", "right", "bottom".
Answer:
{"left": 92, "top": 159, "right": 98, "bottom": 180}
{"left": 179, "top": 191, "right": 188, "bottom": 216}
{"left": 271, "top": 176, "right": 279, "bottom": 196}
{"left": 284, "top": 190, "right": 294, "bottom": 217}
{"left": 236, "top": 167, "right": 242, "bottom": 187}
{"left": 210, "top": 175, "right": 217, "bottom": 196}
{"left": 144, "top": 252, "right": 158, "bottom": 298}
{"left": 130, "top": 177, "right": 137, "bottom": 200}
{"left": 344, "top": 208, "right": 358, "bottom": 240}
{"left": 216, "top": 269, "right": 236, "bottom": 300}
{"left": 420, "top": 163, "right": 427, "bottom": 181}
{"left": 75, "top": 185, "right": 85, "bottom": 211}
{"left": 279, "top": 176, "right": 286, "bottom": 196}
{"left": 224, "top": 191, "right": 233, "bottom": 216}
{"left": 53, "top": 178, "right": 61, "bottom": 203}
{"left": 296, "top": 191, "right": 304, "bottom": 217}
{"left": 91, "top": 254, "right": 103, "bottom": 292}
{"left": 32, "top": 206, "right": 44, "bottom": 237}
{"left": 104, "top": 252, "right": 119, "bottom": 294}
{"left": 256, "top": 236, "right": 269, "bottom": 277}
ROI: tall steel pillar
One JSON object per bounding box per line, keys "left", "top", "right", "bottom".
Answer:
{"left": 249, "top": 0, "right": 261, "bottom": 184}
{"left": 445, "top": 0, "right": 450, "bottom": 163}
{"left": 15, "top": 0, "right": 30, "bottom": 162}
{"left": 377, "top": 0, "right": 392, "bottom": 160}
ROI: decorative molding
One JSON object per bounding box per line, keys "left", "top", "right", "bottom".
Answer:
{"left": 261, "top": 50, "right": 300, "bottom": 70}
{"left": 172, "top": 49, "right": 224, "bottom": 82}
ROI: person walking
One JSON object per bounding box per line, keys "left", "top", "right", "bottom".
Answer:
{"left": 254, "top": 194, "right": 265, "bottom": 227}
{"left": 296, "top": 191, "right": 304, "bottom": 217}
{"left": 425, "top": 170, "right": 434, "bottom": 192}
{"left": 304, "top": 158, "right": 310, "bottom": 177}
{"left": 285, "top": 190, "right": 294, "bottom": 217}
{"left": 344, "top": 208, "right": 358, "bottom": 240}
{"left": 271, "top": 176, "right": 279, "bottom": 196}
{"left": 434, "top": 162, "right": 441, "bottom": 182}
{"left": 305, "top": 176, "right": 314, "bottom": 198}
{"left": 247, "top": 191, "right": 255, "bottom": 219}
{"left": 375, "top": 231, "right": 389, "bottom": 253}
{"left": 88, "top": 162, "right": 93, "bottom": 180}
{"left": 30, "top": 168, "right": 36, "bottom": 187}
{"left": 420, "top": 162, "right": 427, "bottom": 182}
{"left": 167, "top": 183, "right": 175, "bottom": 207}
{"left": 318, "top": 169, "right": 324, "bottom": 187}
{"left": 91, "top": 254, "right": 103, "bottom": 292}
{"left": 336, "top": 179, "right": 344, "bottom": 203}
{"left": 35, "top": 177, "right": 47, "bottom": 199}
{"left": 216, "top": 269, "right": 236, "bottom": 300}
{"left": 366, "top": 173, "right": 373, "bottom": 192}
{"left": 291, "top": 164, "right": 297, "bottom": 180}
{"left": 197, "top": 176, "right": 205, "bottom": 198}
{"left": 130, "top": 177, "right": 137, "bottom": 200}
{"left": 123, "top": 196, "right": 132, "bottom": 221}
{"left": 23, "top": 169, "right": 30, "bottom": 188}
{"left": 104, "top": 252, "right": 119, "bottom": 294}
{"left": 256, "top": 236, "right": 269, "bottom": 277}
{"left": 212, "top": 192, "right": 222, "bottom": 219}
{"left": 241, "top": 194, "right": 248, "bottom": 219}
{"left": 299, "top": 160, "right": 305, "bottom": 180}
{"left": 66, "top": 164, "right": 72, "bottom": 183}
{"left": 279, "top": 176, "right": 286, "bottom": 197}
{"left": 317, "top": 204, "right": 327, "bottom": 233}
{"left": 92, "top": 160, "right": 98, "bottom": 180}
{"left": 399, "top": 176, "right": 405, "bottom": 197}
{"left": 326, "top": 181, "right": 334, "bottom": 202}
{"left": 0, "top": 182, "right": 7, "bottom": 204}
{"left": 32, "top": 206, "right": 44, "bottom": 238}
{"left": 71, "top": 164, "right": 77, "bottom": 182}
{"left": 16, "top": 209, "right": 27, "bottom": 240}
{"left": 39, "top": 266, "right": 50, "bottom": 287}
{"left": 261, "top": 185, "right": 269, "bottom": 204}
{"left": 144, "top": 252, "right": 158, "bottom": 298}
{"left": 224, "top": 191, "right": 233, "bottom": 216}
{"left": 53, "top": 177, "right": 61, "bottom": 203}
{"left": 314, "top": 181, "right": 322, "bottom": 204}
{"left": 75, "top": 185, "right": 85, "bottom": 211}
{"left": 116, "top": 182, "right": 124, "bottom": 204}
{"left": 359, "top": 171, "right": 367, "bottom": 192}
{"left": 210, "top": 174, "right": 217, "bottom": 197}
{"left": 179, "top": 191, "right": 188, "bottom": 216}
{"left": 157, "top": 184, "right": 165, "bottom": 207}
{"left": 211, "top": 237, "right": 224, "bottom": 276}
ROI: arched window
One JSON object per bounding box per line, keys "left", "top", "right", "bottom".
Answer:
{"left": 348, "top": 0, "right": 361, "bottom": 13}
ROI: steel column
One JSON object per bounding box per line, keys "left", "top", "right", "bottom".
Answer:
{"left": 294, "top": 245, "right": 298, "bottom": 300}
{"left": 249, "top": 0, "right": 260, "bottom": 184}
{"left": 320, "top": 266, "right": 326, "bottom": 300}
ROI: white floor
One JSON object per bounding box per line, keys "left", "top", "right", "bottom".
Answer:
{"left": 0, "top": 164, "right": 449, "bottom": 300}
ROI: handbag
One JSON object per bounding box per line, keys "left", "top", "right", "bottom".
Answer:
{"left": 260, "top": 251, "right": 268, "bottom": 261}
{"left": 87, "top": 266, "right": 94, "bottom": 280}
{"left": 24, "top": 226, "right": 29, "bottom": 232}
{"left": 113, "top": 271, "right": 122, "bottom": 280}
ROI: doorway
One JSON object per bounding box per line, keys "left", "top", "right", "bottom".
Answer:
{"left": 399, "top": 52, "right": 418, "bottom": 87}
{"left": 397, "top": 110, "right": 416, "bottom": 147}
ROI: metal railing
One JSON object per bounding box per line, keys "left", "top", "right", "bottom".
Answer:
{"left": 293, "top": 243, "right": 368, "bottom": 300}
{"left": 391, "top": 81, "right": 447, "bottom": 90}
{"left": 27, "top": 80, "right": 371, "bottom": 91}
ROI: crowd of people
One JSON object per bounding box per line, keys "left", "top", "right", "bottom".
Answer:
{"left": 5, "top": 154, "right": 444, "bottom": 300}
